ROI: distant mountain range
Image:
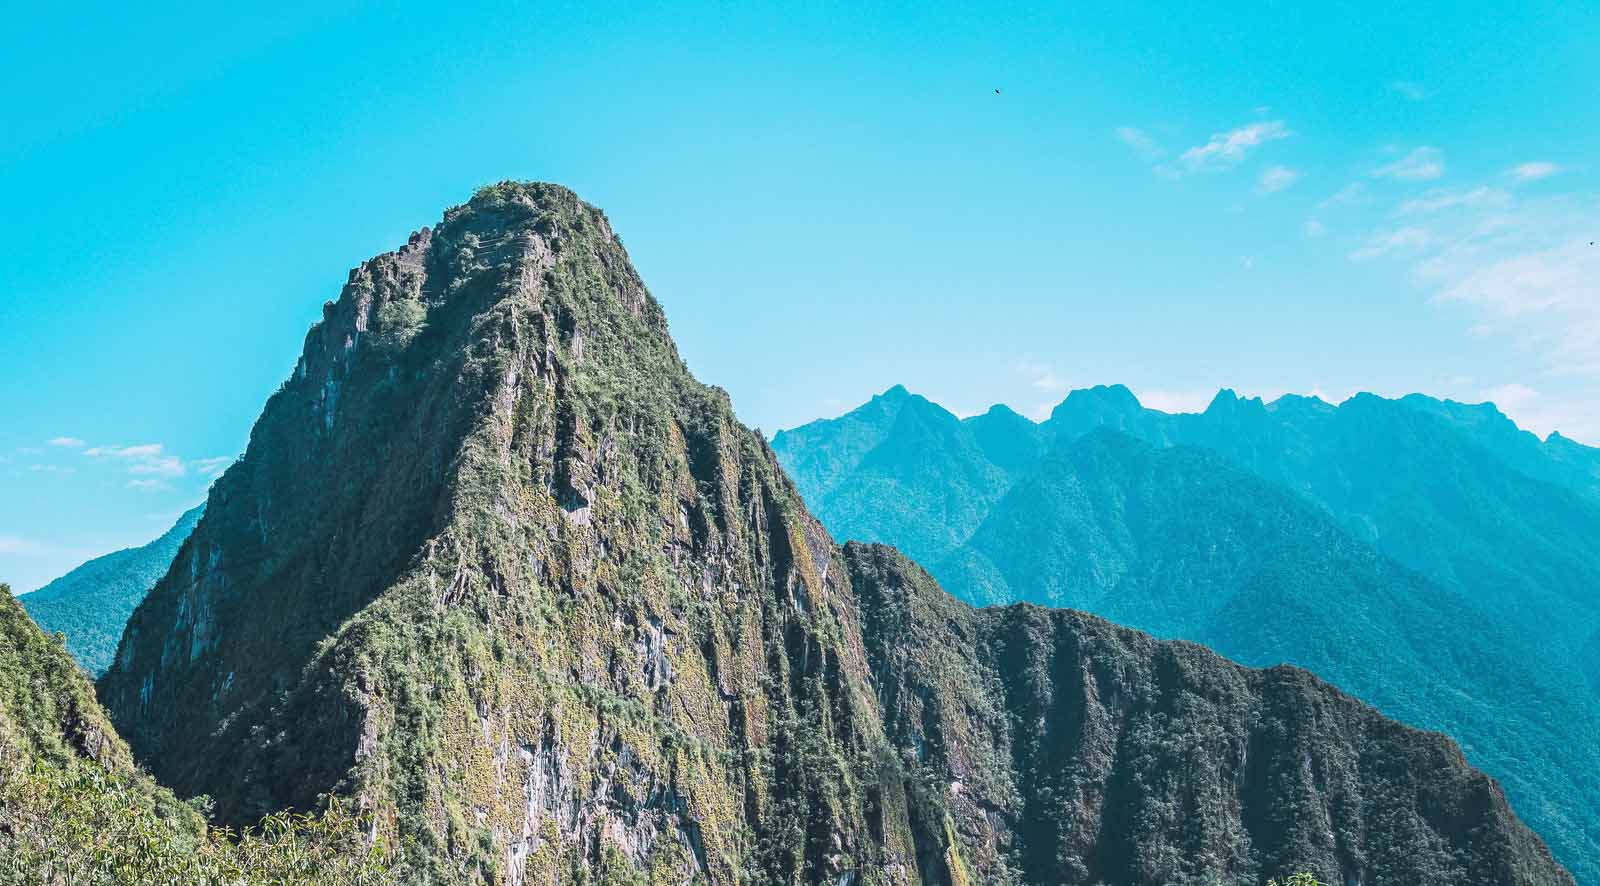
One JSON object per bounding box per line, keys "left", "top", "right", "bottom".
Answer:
{"left": 20, "top": 505, "right": 204, "bottom": 676}
{"left": 774, "top": 383, "right": 1600, "bottom": 883}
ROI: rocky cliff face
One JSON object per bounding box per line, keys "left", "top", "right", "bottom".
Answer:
{"left": 849, "top": 545, "right": 1569, "bottom": 886}
{"left": 100, "top": 183, "right": 1573, "bottom": 885}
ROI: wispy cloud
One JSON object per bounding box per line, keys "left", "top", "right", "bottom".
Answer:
{"left": 47, "top": 437, "right": 85, "bottom": 448}
{"left": 83, "top": 442, "right": 188, "bottom": 479}
{"left": 0, "top": 536, "right": 39, "bottom": 555}
{"left": 128, "top": 456, "right": 185, "bottom": 477}
{"left": 1258, "top": 165, "right": 1300, "bottom": 194}
{"left": 1013, "top": 357, "right": 1070, "bottom": 395}
{"left": 1025, "top": 401, "right": 1057, "bottom": 421}
{"left": 1360, "top": 182, "right": 1600, "bottom": 438}
{"left": 1392, "top": 81, "right": 1431, "bottom": 101}
{"left": 1030, "top": 372, "right": 1068, "bottom": 393}
{"left": 1471, "top": 382, "right": 1592, "bottom": 440}
{"left": 1137, "top": 389, "right": 1214, "bottom": 414}
{"left": 1180, "top": 120, "right": 1292, "bottom": 171}
{"left": 1435, "top": 237, "right": 1599, "bottom": 334}
{"left": 1114, "top": 126, "right": 1164, "bottom": 159}
{"left": 1304, "top": 219, "right": 1326, "bottom": 238}
{"left": 193, "top": 456, "right": 234, "bottom": 477}
{"left": 1373, "top": 147, "right": 1445, "bottom": 181}
{"left": 1317, "top": 182, "right": 1368, "bottom": 210}
{"left": 127, "top": 478, "right": 168, "bottom": 491}
{"left": 1479, "top": 382, "right": 1540, "bottom": 411}
{"left": 85, "top": 443, "right": 164, "bottom": 459}
{"left": 1351, "top": 226, "right": 1432, "bottom": 260}
{"left": 1508, "top": 162, "right": 1562, "bottom": 182}
{"left": 1397, "top": 187, "right": 1511, "bottom": 216}
{"left": 27, "top": 464, "right": 75, "bottom": 474}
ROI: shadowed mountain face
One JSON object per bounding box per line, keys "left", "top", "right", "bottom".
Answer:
{"left": 98, "top": 184, "right": 1572, "bottom": 885}
{"left": 849, "top": 545, "right": 1569, "bottom": 886}
{"left": 20, "top": 504, "right": 204, "bottom": 676}
{"left": 774, "top": 384, "right": 1600, "bottom": 883}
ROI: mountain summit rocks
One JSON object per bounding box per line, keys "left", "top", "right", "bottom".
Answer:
{"left": 100, "top": 183, "right": 1573, "bottom": 885}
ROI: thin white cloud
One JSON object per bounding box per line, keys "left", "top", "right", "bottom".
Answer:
{"left": 1305, "top": 219, "right": 1326, "bottom": 238}
{"left": 1392, "top": 81, "right": 1431, "bottom": 101}
{"left": 82, "top": 441, "right": 189, "bottom": 479}
{"left": 1472, "top": 382, "right": 1590, "bottom": 440}
{"left": 1436, "top": 238, "right": 1600, "bottom": 334}
{"left": 127, "top": 478, "right": 167, "bottom": 491}
{"left": 1318, "top": 182, "right": 1368, "bottom": 209}
{"left": 1180, "top": 120, "right": 1292, "bottom": 171}
{"left": 0, "top": 536, "right": 39, "bottom": 555}
{"left": 127, "top": 456, "right": 185, "bottom": 478}
{"left": 1381, "top": 187, "right": 1600, "bottom": 439}
{"left": 1373, "top": 147, "right": 1445, "bottom": 181}
{"left": 1508, "top": 162, "right": 1562, "bottom": 182}
{"left": 47, "top": 437, "right": 85, "bottom": 448}
{"left": 1258, "top": 165, "right": 1301, "bottom": 194}
{"left": 1351, "top": 226, "right": 1432, "bottom": 260}
{"left": 193, "top": 456, "right": 234, "bottom": 477}
{"left": 1115, "top": 126, "right": 1163, "bottom": 159}
{"left": 1397, "top": 187, "right": 1511, "bottom": 215}
{"left": 1479, "top": 382, "right": 1540, "bottom": 411}
{"left": 1013, "top": 357, "right": 1070, "bottom": 395}
{"left": 27, "top": 465, "right": 75, "bottom": 474}
{"left": 85, "top": 443, "right": 164, "bottom": 458}
{"left": 1138, "top": 389, "right": 1214, "bottom": 414}
{"left": 1030, "top": 372, "right": 1068, "bottom": 393}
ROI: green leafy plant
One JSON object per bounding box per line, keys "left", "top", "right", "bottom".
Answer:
{"left": 0, "top": 749, "right": 395, "bottom": 885}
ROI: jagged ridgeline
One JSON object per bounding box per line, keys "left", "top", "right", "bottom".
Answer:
{"left": 98, "top": 183, "right": 1573, "bottom": 885}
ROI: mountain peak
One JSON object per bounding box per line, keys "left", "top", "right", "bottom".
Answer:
{"left": 1048, "top": 383, "right": 1142, "bottom": 423}
{"left": 1204, "top": 387, "right": 1255, "bottom": 410}
{"left": 96, "top": 186, "right": 1579, "bottom": 885}
{"left": 976, "top": 402, "right": 1030, "bottom": 422}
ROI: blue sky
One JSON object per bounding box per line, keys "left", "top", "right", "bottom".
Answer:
{"left": 2, "top": 1, "right": 1597, "bottom": 591}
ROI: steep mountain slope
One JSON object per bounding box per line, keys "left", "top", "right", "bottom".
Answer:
{"left": 1, "top": 585, "right": 147, "bottom": 786}
{"left": 21, "top": 504, "right": 204, "bottom": 676}
{"left": 0, "top": 585, "right": 394, "bottom": 882}
{"left": 1, "top": 582, "right": 207, "bottom": 875}
{"left": 937, "top": 430, "right": 1600, "bottom": 877}
{"left": 777, "top": 384, "right": 1600, "bottom": 881}
{"left": 771, "top": 387, "right": 1022, "bottom": 566}
{"left": 849, "top": 546, "right": 1572, "bottom": 886}
{"left": 1398, "top": 394, "right": 1600, "bottom": 502}
{"left": 101, "top": 183, "right": 1573, "bottom": 885}
{"left": 1129, "top": 390, "right": 1600, "bottom": 650}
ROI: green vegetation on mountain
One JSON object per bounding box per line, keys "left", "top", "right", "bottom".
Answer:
{"left": 775, "top": 384, "right": 1600, "bottom": 882}
{"left": 93, "top": 183, "right": 1572, "bottom": 884}
{"left": 21, "top": 504, "right": 204, "bottom": 676}
{"left": 939, "top": 430, "right": 1600, "bottom": 872}
{"left": 850, "top": 545, "right": 1567, "bottom": 886}
{"left": 0, "top": 585, "right": 393, "bottom": 885}
{"left": 771, "top": 385, "right": 1023, "bottom": 566}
